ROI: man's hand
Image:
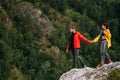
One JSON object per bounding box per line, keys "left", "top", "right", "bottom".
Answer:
{"left": 66, "top": 49, "right": 69, "bottom": 53}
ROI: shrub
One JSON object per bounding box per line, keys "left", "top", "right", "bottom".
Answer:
{"left": 107, "top": 69, "right": 120, "bottom": 80}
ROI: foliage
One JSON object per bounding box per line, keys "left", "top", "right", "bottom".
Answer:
{"left": 107, "top": 69, "right": 120, "bottom": 80}
{"left": 0, "top": 0, "right": 120, "bottom": 80}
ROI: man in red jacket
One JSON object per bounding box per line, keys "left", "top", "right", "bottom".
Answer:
{"left": 66, "top": 27, "right": 91, "bottom": 68}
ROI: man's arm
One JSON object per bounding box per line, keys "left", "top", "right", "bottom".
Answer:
{"left": 79, "top": 33, "right": 90, "bottom": 43}
{"left": 66, "top": 42, "right": 70, "bottom": 52}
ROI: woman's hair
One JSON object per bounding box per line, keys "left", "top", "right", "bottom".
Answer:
{"left": 102, "top": 23, "right": 110, "bottom": 29}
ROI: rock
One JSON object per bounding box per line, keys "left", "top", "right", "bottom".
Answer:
{"left": 0, "top": 5, "right": 13, "bottom": 30}
{"left": 15, "top": 2, "right": 53, "bottom": 36}
{"left": 51, "top": 46, "right": 60, "bottom": 54}
{"left": 59, "top": 62, "right": 120, "bottom": 80}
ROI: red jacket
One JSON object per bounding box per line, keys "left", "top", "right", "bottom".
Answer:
{"left": 66, "top": 32, "right": 90, "bottom": 50}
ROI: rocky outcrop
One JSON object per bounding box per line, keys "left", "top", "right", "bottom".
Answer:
{"left": 59, "top": 62, "right": 120, "bottom": 80}
{"left": 15, "top": 2, "right": 53, "bottom": 36}
{"left": 0, "top": 5, "right": 13, "bottom": 30}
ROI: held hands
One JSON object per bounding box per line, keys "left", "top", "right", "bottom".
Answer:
{"left": 90, "top": 40, "right": 94, "bottom": 44}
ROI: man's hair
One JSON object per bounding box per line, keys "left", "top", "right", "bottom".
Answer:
{"left": 69, "top": 26, "right": 75, "bottom": 29}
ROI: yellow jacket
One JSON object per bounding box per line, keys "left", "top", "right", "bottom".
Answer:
{"left": 93, "top": 29, "right": 111, "bottom": 48}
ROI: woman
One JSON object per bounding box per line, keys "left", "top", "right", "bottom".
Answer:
{"left": 92, "top": 23, "right": 112, "bottom": 66}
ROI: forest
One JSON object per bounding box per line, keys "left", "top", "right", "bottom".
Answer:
{"left": 0, "top": 0, "right": 120, "bottom": 80}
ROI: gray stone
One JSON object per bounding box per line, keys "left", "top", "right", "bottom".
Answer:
{"left": 59, "top": 62, "right": 120, "bottom": 80}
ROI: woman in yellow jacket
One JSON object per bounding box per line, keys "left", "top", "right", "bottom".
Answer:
{"left": 92, "top": 23, "right": 112, "bottom": 66}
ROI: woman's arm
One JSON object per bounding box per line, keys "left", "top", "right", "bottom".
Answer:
{"left": 93, "top": 30, "right": 102, "bottom": 43}
{"left": 93, "top": 35, "right": 101, "bottom": 43}
{"left": 78, "top": 33, "right": 90, "bottom": 43}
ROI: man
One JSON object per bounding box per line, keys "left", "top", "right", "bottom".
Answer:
{"left": 66, "top": 27, "right": 91, "bottom": 68}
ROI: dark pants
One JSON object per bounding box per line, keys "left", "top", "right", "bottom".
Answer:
{"left": 100, "top": 40, "right": 111, "bottom": 62}
{"left": 71, "top": 48, "right": 85, "bottom": 68}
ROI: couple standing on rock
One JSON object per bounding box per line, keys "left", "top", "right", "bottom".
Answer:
{"left": 66, "top": 23, "right": 112, "bottom": 68}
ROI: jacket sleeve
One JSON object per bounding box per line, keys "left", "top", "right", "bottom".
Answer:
{"left": 79, "top": 33, "right": 90, "bottom": 44}
{"left": 93, "top": 30, "right": 102, "bottom": 43}
{"left": 93, "top": 35, "right": 100, "bottom": 43}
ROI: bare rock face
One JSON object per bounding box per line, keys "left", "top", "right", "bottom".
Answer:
{"left": 59, "top": 62, "right": 120, "bottom": 80}
{"left": 15, "top": 2, "right": 53, "bottom": 36}
{"left": 0, "top": 5, "right": 13, "bottom": 30}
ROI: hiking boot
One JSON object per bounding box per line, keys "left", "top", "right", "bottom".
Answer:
{"left": 84, "top": 65, "right": 86, "bottom": 68}
{"left": 100, "top": 62, "right": 104, "bottom": 67}
{"left": 108, "top": 60, "right": 112, "bottom": 64}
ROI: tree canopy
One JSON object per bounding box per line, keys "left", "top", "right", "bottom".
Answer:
{"left": 0, "top": 0, "right": 120, "bottom": 80}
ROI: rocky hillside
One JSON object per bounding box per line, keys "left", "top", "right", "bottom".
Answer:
{"left": 60, "top": 62, "right": 120, "bottom": 80}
